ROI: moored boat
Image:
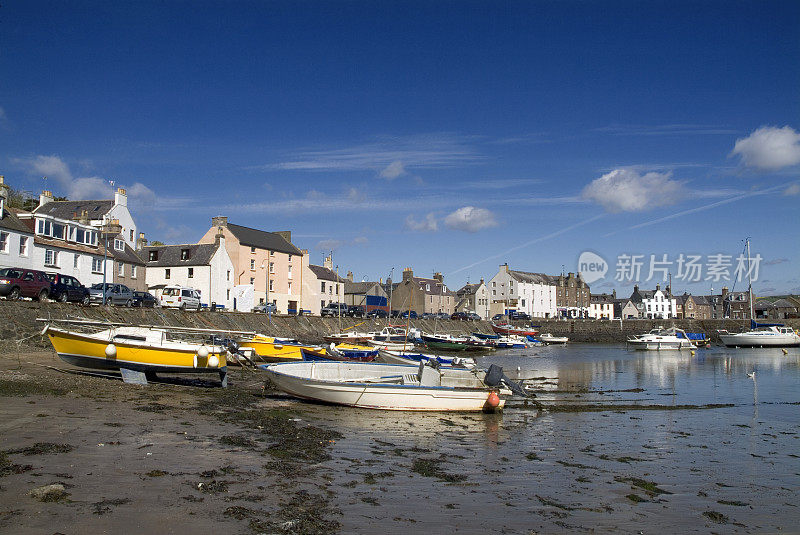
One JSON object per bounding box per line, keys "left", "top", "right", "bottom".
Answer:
{"left": 627, "top": 327, "right": 696, "bottom": 351}
{"left": 301, "top": 344, "right": 378, "bottom": 362}
{"left": 239, "top": 334, "right": 324, "bottom": 362}
{"left": 491, "top": 322, "right": 538, "bottom": 337}
{"left": 42, "top": 322, "right": 228, "bottom": 386}
{"left": 322, "top": 331, "right": 373, "bottom": 344}
{"left": 539, "top": 333, "right": 569, "bottom": 345}
{"left": 376, "top": 349, "right": 476, "bottom": 368}
{"left": 718, "top": 321, "right": 800, "bottom": 348}
{"left": 262, "top": 361, "right": 512, "bottom": 411}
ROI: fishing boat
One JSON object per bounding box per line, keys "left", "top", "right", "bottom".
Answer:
{"left": 472, "top": 332, "right": 500, "bottom": 340}
{"left": 41, "top": 320, "right": 228, "bottom": 386}
{"left": 261, "top": 361, "right": 513, "bottom": 411}
{"left": 367, "top": 339, "right": 416, "bottom": 351}
{"left": 322, "top": 331, "right": 373, "bottom": 344}
{"left": 494, "top": 335, "right": 530, "bottom": 349}
{"left": 301, "top": 344, "right": 378, "bottom": 362}
{"left": 718, "top": 321, "right": 800, "bottom": 348}
{"left": 626, "top": 327, "right": 696, "bottom": 350}
{"left": 238, "top": 334, "right": 324, "bottom": 362}
{"left": 369, "top": 326, "right": 411, "bottom": 342}
{"left": 538, "top": 333, "right": 569, "bottom": 345}
{"left": 491, "top": 322, "right": 538, "bottom": 337}
{"left": 376, "top": 349, "right": 476, "bottom": 368}
{"left": 419, "top": 333, "right": 469, "bottom": 351}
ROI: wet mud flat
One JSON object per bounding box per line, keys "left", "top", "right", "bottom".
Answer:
{"left": 1, "top": 350, "right": 799, "bottom": 534}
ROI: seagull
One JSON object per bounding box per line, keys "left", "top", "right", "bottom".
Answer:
{"left": 747, "top": 371, "right": 756, "bottom": 379}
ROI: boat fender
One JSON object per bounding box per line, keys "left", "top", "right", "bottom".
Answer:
{"left": 208, "top": 354, "right": 220, "bottom": 368}
{"left": 105, "top": 344, "right": 117, "bottom": 358}
{"left": 41, "top": 324, "right": 49, "bottom": 336}
{"left": 197, "top": 345, "right": 209, "bottom": 359}
{"left": 485, "top": 391, "right": 501, "bottom": 408}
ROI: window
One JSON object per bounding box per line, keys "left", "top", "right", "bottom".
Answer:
{"left": 149, "top": 250, "right": 158, "bottom": 261}
{"left": 251, "top": 246, "right": 256, "bottom": 253}
{"left": 226, "top": 289, "right": 230, "bottom": 300}
{"left": 269, "top": 262, "right": 274, "bottom": 273}
{"left": 0, "top": 232, "right": 7, "bottom": 253}
{"left": 269, "top": 250, "right": 274, "bottom": 256}
{"left": 165, "top": 268, "right": 171, "bottom": 279}
{"left": 426, "top": 284, "right": 430, "bottom": 291}
{"left": 130, "top": 229, "right": 134, "bottom": 241}
{"left": 52, "top": 223, "right": 65, "bottom": 239}
{"left": 92, "top": 258, "right": 103, "bottom": 273}
{"left": 288, "top": 281, "right": 292, "bottom": 293}
{"left": 226, "top": 270, "right": 230, "bottom": 281}
{"left": 288, "top": 265, "right": 292, "bottom": 278}
{"left": 181, "top": 249, "right": 190, "bottom": 260}
{"left": 188, "top": 267, "right": 194, "bottom": 278}
{"left": 321, "top": 300, "right": 325, "bottom": 309}
{"left": 118, "top": 262, "right": 124, "bottom": 276}
{"left": 492, "top": 290, "right": 496, "bottom": 296}
{"left": 75, "top": 228, "right": 85, "bottom": 243}
{"left": 250, "top": 259, "right": 255, "bottom": 270}
{"left": 321, "top": 281, "right": 326, "bottom": 292}
{"left": 269, "top": 280, "right": 274, "bottom": 291}
{"left": 45, "top": 249, "right": 58, "bottom": 266}
{"left": 250, "top": 277, "right": 255, "bottom": 285}
{"left": 492, "top": 281, "right": 496, "bottom": 287}
{"left": 288, "top": 254, "right": 292, "bottom": 262}
{"left": 19, "top": 236, "right": 29, "bottom": 256}
{"left": 114, "top": 239, "right": 124, "bottom": 251}
{"left": 73, "top": 254, "right": 79, "bottom": 269}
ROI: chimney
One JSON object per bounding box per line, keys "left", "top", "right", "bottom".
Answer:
{"left": 39, "top": 190, "right": 54, "bottom": 208}
{"left": 502, "top": 263, "right": 509, "bottom": 273}
{"left": 323, "top": 255, "right": 333, "bottom": 270}
{"left": 633, "top": 284, "right": 639, "bottom": 293}
{"left": 402, "top": 267, "right": 414, "bottom": 282}
{"left": 137, "top": 232, "right": 148, "bottom": 250}
{"left": 211, "top": 216, "right": 228, "bottom": 229}
{"left": 276, "top": 231, "right": 291, "bottom": 242}
{"left": 479, "top": 278, "right": 484, "bottom": 284}
{"left": 612, "top": 289, "right": 617, "bottom": 299}
{"left": 79, "top": 209, "right": 90, "bottom": 224}
{"left": 347, "top": 271, "right": 353, "bottom": 282}
{"left": 433, "top": 272, "right": 443, "bottom": 283}
{"left": 666, "top": 285, "right": 671, "bottom": 296}
{"left": 656, "top": 283, "right": 661, "bottom": 291}
{"left": 0, "top": 176, "right": 6, "bottom": 218}
{"left": 721, "top": 287, "right": 729, "bottom": 299}
{"left": 114, "top": 187, "right": 127, "bottom": 207}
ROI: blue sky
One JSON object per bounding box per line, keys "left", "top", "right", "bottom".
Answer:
{"left": 2, "top": 0, "right": 799, "bottom": 296}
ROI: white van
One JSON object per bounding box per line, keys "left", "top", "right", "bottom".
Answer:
{"left": 160, "top": 286, "right": 202, "bottom": 311}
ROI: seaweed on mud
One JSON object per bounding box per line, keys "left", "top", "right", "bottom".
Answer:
{"left": 219, "top": 435, "right": 257, "bottom": 449}
{"left": 540, "top": 403, "right": 734, "bottom": 413}
{"left": 410, "top": 458, "right": 467, "bottom": 483}
{"left": 0, "top": 452, "right": 33, "bottom": 477}
{"left": 224, "top": 505, "right": 259, "bottom": 520}
{"left": 556, "top": 460, "right": 596, "bottom": 470}
{"left": 615, "top": 476, "right": 672, "bottom": 496}
{"left": 703, "top": 510, "right": 729, "bottom": 524}
{"left": 363, "top": 472, "right": 393, "bottom": 485}
{"left": 718, "top": 500, "right": 749, "bottom": 507}
{"left": 525, "top": 452, "right": 541, "bottom": 461}
{"left": 92, "top": 498, "right": 130, "bottom": 515}
{"left": 361, "top": 497, "right": 379, "bottom": 506}
{"left": 145, "top": 470, "right": 168, "bottom": 477}
{"left": 134, "top": 403, "right": 169, "bottom": 413}
{"left": 246, "top": 490, "right": 341, "bottom": 535}
{"left": 536, "top": 495, "right": 575, "bottom": 511}
{"left": 5, "top": 442, "right": 72, "bottom": 456}
{"left": 196, "top": 480, "right": 231, "bottom": 494}
{"left": 626, "top": 494, "right": 647, "bottom": 503}
{"left": 0, "top": 379, "right": 67, "bottom": 397}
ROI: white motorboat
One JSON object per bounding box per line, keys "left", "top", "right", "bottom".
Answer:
{"left": 538, "top": 333, "right": 569, "bottom": 345}
{"left": 376, "top": 349, "right": 476, "bottom": 368}
{"left": 262, "top": 361, "right": 511, "bottom": 411}
{"left": 718, "top": 323, "right": 800, "bottom": 348}
{"left": 627, "top": 327, "right": 696, "bottom": 351}
{"left": 367, "top": 339, "right": 416, "bottom": 351}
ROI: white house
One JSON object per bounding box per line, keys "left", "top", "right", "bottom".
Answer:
{"left": 0, "top": 176, "right": 36, "bottom": 270}
{"left": 588, "top": 293, "right": 616, "bottom": 320}
{"left": 302, "top": 255, "right": 346, "bottom": 315}
{"left": 144, "top": 237, "right": 234, "bottom": 309}
{"left": 488, "top": 264, "right": 557, "bottom": 318}
{"left": 630, "top": 284, "right": 677, "bottom": 319}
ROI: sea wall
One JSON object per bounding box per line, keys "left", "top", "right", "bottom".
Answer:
{"left": 1, "top": 300, "right": 798, "bottom": 351}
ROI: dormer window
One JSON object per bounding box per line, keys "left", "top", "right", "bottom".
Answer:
{"left": 149, "top": 250, "right": 158, "bottom": 261}
{"left": 114, "top": 239, "right": 125, "bottom": 251}
{"left": 182, "top": 249, "right": 190, "bottom": 260}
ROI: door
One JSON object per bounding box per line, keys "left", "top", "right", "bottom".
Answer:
{"left": 21, "top": 271, "right": 36, "bottom": 297}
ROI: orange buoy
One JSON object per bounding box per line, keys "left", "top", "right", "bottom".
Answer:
{"left": 486, "top": 391, "right": 501, "bottom": 408}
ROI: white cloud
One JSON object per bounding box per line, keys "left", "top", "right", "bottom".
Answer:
{"left": 352, "top": 236, "right": 368, "bottom": 245}
{"left": 380, "top": 160, "right": 406, "bottom": 180}
{"left": 346, "top": 187, "right": 366, "bottom": 203}
{"left": 582, "top": 168, "right": 685, "bottom": 213}
{"left": 784, "top": 183, "right": 800, "bottom": 196}
{"left": 763, "top": 258, "right": 788, "bottom": 266}
{"left": 316, "top": 239, "right": 344, "bottom": 251}
{"left": 405, "top": 213, "right": 438, "bottom": 232}
{"left": 443, "top": 206, "right": 498, "bottom": 233}
{"left": 731, "top": 126, "right": 800, "bottom": 170}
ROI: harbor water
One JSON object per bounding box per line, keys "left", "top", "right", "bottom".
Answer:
{"left": 315, "top": 344, "right": 800, "bottom": 533}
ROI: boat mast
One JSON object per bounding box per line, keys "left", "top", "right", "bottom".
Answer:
{"left": 746, "top": 237, "right": 754, "bottom": 321}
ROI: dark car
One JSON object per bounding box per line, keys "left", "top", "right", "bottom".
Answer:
{"left": 347, "top": 305, "right": 365, "bottom": 318}
{"left": 400, "top": 310, "right": 418, "bottom": 319}
{"left": 88, "top": 283, "right": 134, "bottom": 306}
{"left": 450, "top": 312, "right": 469, "bottom": 321}
{"left": 367, "top": 309, "right": 388, "bottom": 318}
{"left": 132, "top": 291, "right": 157, "bottom": 308}
{"left": 492, "top": 314, "right": 505, "bottom": 321}
{"left": 390, "top": 310, "right": 402, "bottom": 318}
{"left": 467, "top": 312, "right": 481, "bottom": 321}
{"left": 0, "top": 267, "right": 51, "bottom": 301}
{"left": 45, "top": 273, "right": 90, "bottom": 304}
{"left": 509, "top": 311, "right": 531, "bottom": 320}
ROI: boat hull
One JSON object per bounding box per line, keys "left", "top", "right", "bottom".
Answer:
{"left": 491, "top": 323, "right": 538, "bottom": 336}
{"left": 719, "top": 333, "right": 800, "bottom": 348}
{"left": 239, "top": 336, "right": 319, "bottom": 362}
{"left": 626, "top": 340, "right": 694, "bottom": 351}
{"left": 263, "top": 362, "right": 506, "bottom": 411}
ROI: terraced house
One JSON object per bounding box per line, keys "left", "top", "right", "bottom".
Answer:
{"left": 198, "top": 217, "right": 305, "bottom": 314}
{"left": 388, "top": 268, "right": 455, "bottom": 316}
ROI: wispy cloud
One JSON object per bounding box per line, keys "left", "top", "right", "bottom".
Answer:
{"left": 782, "top": 183, "right": 800, "bottom": 196}
{"left": 405, "top": 213, "right": 438, "bottom": 232}
{"left": 460, "top": 178, "right": 544, "bottom": 189}
{"left": 763, "top": 258, "right": 789, "bottom": 266}
{"left": 594, "top": 123, "right": 738, "bottom": 136}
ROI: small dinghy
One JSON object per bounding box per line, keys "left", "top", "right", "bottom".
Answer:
{"left": 262, "top": 361, "right": 520, "bottom": 411}
{"left": 538, "top": 333, "right": 569, "bottom": 345}
{"left": 301, "top": 344, "right": 378, "bottom": 362}
{"left": 376, "top": 349, "right": 476, "bottom": 368}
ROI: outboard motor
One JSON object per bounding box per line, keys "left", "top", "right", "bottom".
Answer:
{"left": 483, "top": 364, "right": 530, "bottom": 397}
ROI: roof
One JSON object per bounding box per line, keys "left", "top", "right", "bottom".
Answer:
{"left": 456, "top": 282, "right": 481, "bottom": 297}
{"left": 111, "top": 240, "right": 146, "bottom": 266}
{"left": 344, "top": 280, "right": 378, "bottom": 294}
{"left": 226, "top": 223, "right": 302, "bottom": 255}
{"left": 0, "top": 208, "right": 33, "bottom": 234}
{"left": 409, "top": 276, "right": 455, "bottom": 296}
{"left": 308, "top": 264, "right": 346, "bottom": 282}
{"left": 590, "top": 293, "right": 615, "bottom": 304}
{"left": 144, "top": 243, "right": 219, "bottom": 267}
{"left": 508, "top": 270, "right": 556, "bottom": 285}
{"left": 756, "top": 298, "right": 797, "bottom": 310}
{"left": 34, "top": 200, "right": 114, "bottom": 220}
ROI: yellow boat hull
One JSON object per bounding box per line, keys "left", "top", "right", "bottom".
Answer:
{"left": 240, "top": 335, "right": 376, "bottom": 362}
{"left": 46, "top": 328, "right": 226, "bottom": 374}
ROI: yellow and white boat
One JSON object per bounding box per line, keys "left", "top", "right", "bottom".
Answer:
{"left": 42, "top": 321, "right": 228, "bottom": 387}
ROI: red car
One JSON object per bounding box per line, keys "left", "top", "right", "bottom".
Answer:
{"left": 0, "top": 267, "right": 52, "bottom": 301}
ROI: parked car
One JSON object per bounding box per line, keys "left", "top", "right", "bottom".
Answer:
{"left": 400, "top": 310, "right": 418, "bottom": 319}
{"left": 46, "top": 273, "right": 90, "bottom": 305}
{"left": 435, "top": 312, "right": 451, "bottom": 320}
{"left": 509, "top": 311, "right": 531, "bottom": 320}
{"left": 467, "top": 313, "right": 482, "bottom": 321}
{"left": 390, "top": 310, "right": 402, "bottom": 318}
{"left": 89, "top": 283, "right": 135, "bottom": 306}
{"left": 367, "top": 309, "right": 388, "bottom": 318}
{"left": 0, "top": 267, "right": 51, "bottom": 301}
{"left": 320, "top": 302, "right": 348, "bottom": 317}
{"left": 160, "top": 286, "right": 201, "bottom": 310}
{"left": 253, "top": 302, "right": 277, "bottom": 314}
{"left": 131, "top": 291, "right": 158, "bottom": 308}
{"left": 347, "top": 305, "right": 365, "bottom": 318}
{"left": 492, "top": 314, "right": 505, "bottom": 321}
{"left": 450, "top": 311, "right": 469, "bottom": 321}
